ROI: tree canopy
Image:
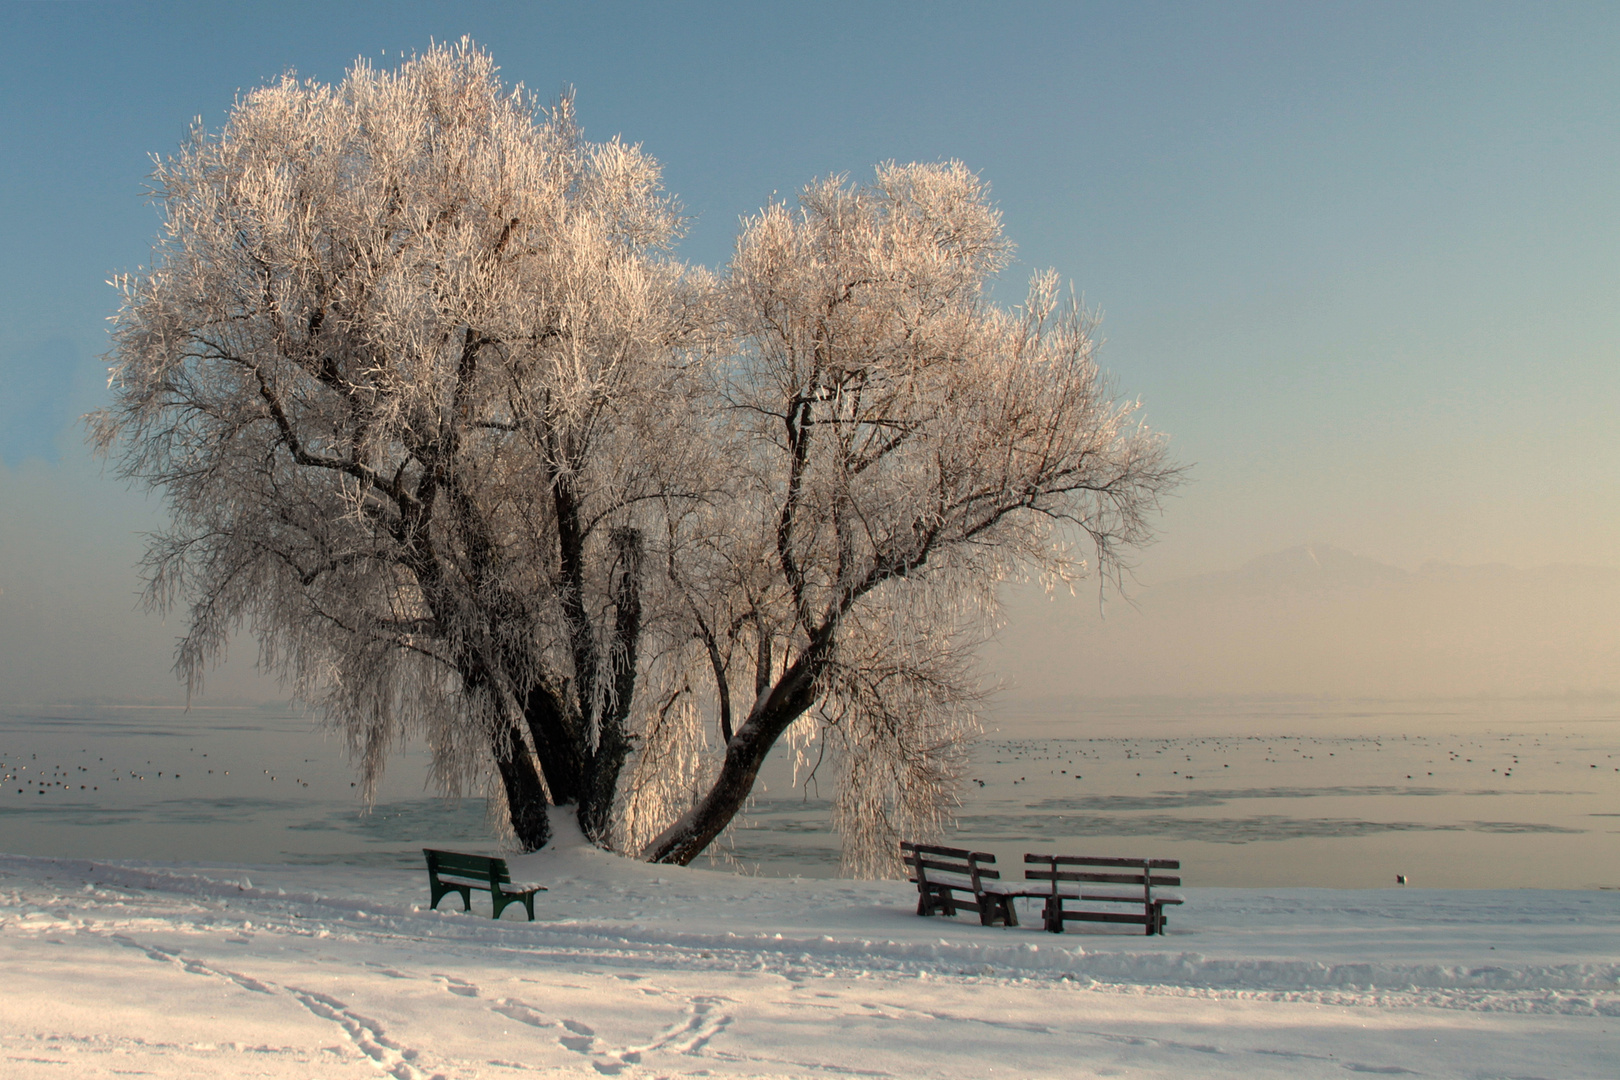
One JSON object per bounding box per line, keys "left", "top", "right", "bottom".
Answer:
{"left": 94, "top": 41, "right": 1179, "bottom": 873}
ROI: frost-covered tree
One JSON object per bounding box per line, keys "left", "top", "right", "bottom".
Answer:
{"left": 635, "top": 166, "right": 1180, "bottom": 871}
{"left": 94, "top": 43, "right": 1178, "bottom": 873}
{"left": 92, "top": 43, "right": 698, "bottom": 853}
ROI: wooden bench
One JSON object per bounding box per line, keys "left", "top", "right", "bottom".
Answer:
{"left": 900, "top": 842, "right": 1024, "bottom": 926}
{"left": 1022, "top": 854, "right": 1182, "bottom": 935}
{"left": 423, "top": 848, "right": 546, "bottom": 921}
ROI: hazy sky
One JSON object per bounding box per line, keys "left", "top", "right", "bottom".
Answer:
{"left": 1, "top": 2, "right": 1616, "bottom": 705}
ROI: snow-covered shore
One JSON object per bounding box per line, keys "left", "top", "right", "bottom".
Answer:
{"left": 3, "top": 826, "right": 1616, "bottom": 1078}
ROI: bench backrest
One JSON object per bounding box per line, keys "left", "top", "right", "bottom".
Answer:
{"left": 424, "top": 848, "right": 512, "bottom": 885}
{"left": 1023, "top": 853, "right": 1181, "bottom": 891}
{"left": 900, "top": 842, "right": 1000, "bottom": 889}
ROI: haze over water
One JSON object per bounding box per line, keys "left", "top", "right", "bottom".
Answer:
{"left": 3, "top": 698, "right": 1614, "bottom": 889}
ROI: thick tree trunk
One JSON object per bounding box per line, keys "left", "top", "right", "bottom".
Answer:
{"left": 642, "top": 635, "right": 828, "bottom": 865}
{"left": 579, "top": 526, "right": 643, "bottom": 844}
{"left": 492, "top": 719, "right": 552, "bottom": 852}
{"left": 521, "top": 683, "right": 584, "bottom": 806}
{"left": 580, "top": 722, "right": 630, "bottom": 843}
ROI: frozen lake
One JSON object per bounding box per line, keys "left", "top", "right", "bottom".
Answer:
{"left": 737, "top": 697, "right": 1620, "bottom": 889}
{"left": 1, "top": 698, "right": 1615, "bottom": 888}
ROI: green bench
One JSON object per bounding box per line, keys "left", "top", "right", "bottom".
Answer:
{"left": 422, "top": 848, "right": 546, "bottom": 921}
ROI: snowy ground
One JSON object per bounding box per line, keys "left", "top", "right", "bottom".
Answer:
{"left": 3, "top": 822, "right": 1617, "bottom": 1079}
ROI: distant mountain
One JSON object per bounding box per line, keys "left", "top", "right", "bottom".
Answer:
{"left": 1170, "top": 543, "right": 1411, "bottom": 599}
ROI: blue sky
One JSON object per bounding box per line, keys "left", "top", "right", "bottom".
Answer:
{"left": 1, "top": 2, "right": 1616, "bottom": 702}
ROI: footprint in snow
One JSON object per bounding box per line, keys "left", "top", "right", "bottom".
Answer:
{"left": 492, "top": 1000, "right": 551, "bottom": 1028}
{"left": 435, "top": 974, "right": 478, "bottom": 997}
{"left": 558, "top": 1017, "right": 597, "bottom": 1053}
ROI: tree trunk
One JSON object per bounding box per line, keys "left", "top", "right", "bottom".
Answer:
{"left": 579, "top": 526, "right": 643, "bottom": 844}
{"left": 492, "top": 719, "right": 552, "bottom": 852}
{"left": 521, "top": 683, "right": 584, "bottom": 806}
{"left": 642, "top": 636, "right": 828, "bottom": 864}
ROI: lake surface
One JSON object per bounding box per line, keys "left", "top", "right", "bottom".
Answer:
{"left": 1, "top": 698, "right": 1615, "bottom": 888}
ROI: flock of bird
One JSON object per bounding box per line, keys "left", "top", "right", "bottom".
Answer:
{"left": 0, "top": 744, "right": 356, "bottom": 798}
{"left": 978, "top": 731, "right": 1618, "bottom": 788}
{"left": 8, "top": 731, "right": 1612, "bottom": 800}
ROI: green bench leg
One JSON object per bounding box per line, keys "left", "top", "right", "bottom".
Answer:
{"left": 491, "top": 890, "right": 536, "bottom": 921}
{"left": 430, "top": 883, "right": 472, "bottom": 912}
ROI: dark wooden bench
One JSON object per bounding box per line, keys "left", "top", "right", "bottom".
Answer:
{"left": 1023, "top": 854, "right": 1182, "bottom": 935}
{"left": 423, "top": 848, "right": 546, "bottom": 921}
{"left": 900, "top": 842, "right": 1025, "bottom": 926}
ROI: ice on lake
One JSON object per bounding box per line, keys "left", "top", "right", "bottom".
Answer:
{"left": 1, "top": 697, "right": 1615, "bottom": 888}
